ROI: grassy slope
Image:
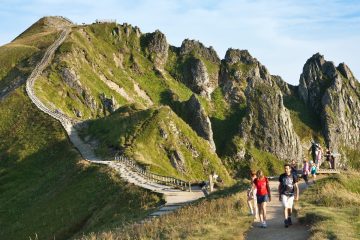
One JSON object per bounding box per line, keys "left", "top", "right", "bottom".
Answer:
{"left": 0, "top": 30, "right": 60, "bottom": 91}
{"left": 298, "top": 172, "right": 360, "bottom": 240}
{"left": 80, "top": 182, "right": 253, "bottom": 240}
{"left": 0, "top": 89, "right": 161, "bottom": 240}
{"left": 81, "top": 105, "right": 232, "bottom": 184}
{"left": 283, "top": 94, "right": 324, "bottom": 145}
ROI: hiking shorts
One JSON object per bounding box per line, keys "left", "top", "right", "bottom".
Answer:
{"left": 281, "top": 194, "right": 294, "bottom": 209}
{"left": 256, "top": 194, "right": 269, "bottom": 204}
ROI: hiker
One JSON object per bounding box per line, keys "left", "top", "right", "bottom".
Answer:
{"left": 253, "top": 170, "right": 271, "bottom": 228}
{"left": 247, "top": 171, "right": 258, "bottom": 218}
{"left": 302, "top": 159, "right": 310, "bottom": 185}
{"left": 278, "top": 163, "right": 299, "bottom": 228}
{"left": 325, "top": 147, "right": 335, "bottom": 169}
{"left": 308, "top": 141, "right": 318, "bottom": 163}
{"left": 290, "top": 160, "right": 298, "bottom": 176}
{"left": 310, "top": 161, "right": 317, "bottom": 183}
{"left": 315, "top": 144, "right": 323, "bottom": 169}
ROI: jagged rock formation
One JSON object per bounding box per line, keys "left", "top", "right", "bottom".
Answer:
{"left": 185, "top": 94, "right": 216, "bottom": 152}
{"left": 220, "top": 49, "right": 302, "bottom": 160}
{"left": 143, "top": 30, "right": 169, "bottom": 68}
{"left": 219, "top": 49, "right": 271, "bottom": 104}
{"left": 166, "top": 39, "right": 220, "bottom": 98}
{"left": 299, "top": 53, "right": 360, "bottom": 152}
{"left": 240, "top": 78, "right": 302, "bottom": 160}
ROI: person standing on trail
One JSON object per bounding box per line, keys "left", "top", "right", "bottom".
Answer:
{"left": 310, "top": 161, "right": 317, "bottom": 183}
{"left": 278, "top": 164, "right": 299, "bottom": 228}
{"left": 302, "top": 159, "right": 310, "bottom": 185}
{"left": 290, "top": 160, "right": 298, "bottom": 176}
{"left": 308, "top": 141, "right": 318, "bottom": 163}
{"left": 315, "top": 144, "right": 323, "bottom": 169}
{"left": 247, "top": 171, "right": 258, "bottom": 218}
{"left": 253, "top": 170, "right": 271, "bottom": 228}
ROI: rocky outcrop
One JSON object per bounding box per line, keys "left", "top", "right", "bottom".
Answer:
{"left": 220, "top": 49, "right": 302, "bottom": 160}
{"left": 145, "top": 30, "right": 169, "bottom": 68}
{"left": 169, "top": 149, "right": 186, "bottom": 173}
{"left": 189, "top": 59, "right": 211, "bottom": 97}
{"left": 177, "top": 39, "right": 220, "bottom": 98}
{"left": 185, "top": 94, "right": 216, "bottom": 152}
{"left": 180, "top": 39, "right": 220, "bottom": 64}
{"left": 219, "top": 48, "right": 272, "bottom": 104}
{"left": 299, "top": 54, "right": 360, "bottom": 152}
{"left": 60, "top": 68, "right": 97, "bottom": 111}
{"left": 239, "top": 77, "right": 302, "bottom": 161}
{"left": 100, "top": 93, "right": 118, "bottom": 113}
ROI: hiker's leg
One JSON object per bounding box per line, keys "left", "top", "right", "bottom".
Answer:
{"left": 281, "top": 195, "right": 289, "bottom": 219}
{"left": 247, "top": 200, "right": 253, "bottom": 214}
{"left": 258, "top": 203, "right": 263, "bottom": 222}
{"left": 262, "top": 202, "right": 267, "bottom": 221}
{"left": 253, "top": 199, "right": 258, "bottom": 217}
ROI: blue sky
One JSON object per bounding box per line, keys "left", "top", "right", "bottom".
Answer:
{"left": 0, "top": 0, "right": 359, "bottom": 85}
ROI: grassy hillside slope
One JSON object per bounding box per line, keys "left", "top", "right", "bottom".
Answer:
{"left": 80, "top": 182, "right": 253, "bottom": 240}
{"left": 80, "top": 105, "right": 232, "bottom": 184}
{"left": 0, "top": 89, "right": 161, "bottom": 240}
{"left": 298, "top": 172, "right": 360, "bottom": 240}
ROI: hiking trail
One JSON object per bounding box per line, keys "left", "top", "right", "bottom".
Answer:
{"left": 246, "top": 180, "right": 310, "bottom": 240}
{"left": 24, "top": 22, "right": 205, "bottom": 218}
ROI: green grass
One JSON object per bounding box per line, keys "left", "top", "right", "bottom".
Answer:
{"left": 298, "top": 172, "right": 360, "bottom": 240}
{"left": 0, "top": 89, "right": 162, "bottom": 240}
{"left": 79, "top": 181, "right": 253, "bottom": 240}
{"left": 283, "top": 94, "right": 324, "bottom": 144}
{"left": 80, "top": 105, "right": 232, "bottom": 184}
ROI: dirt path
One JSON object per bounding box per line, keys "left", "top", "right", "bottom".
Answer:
{"left": 246, "top": 180, "right": 310, "bottom": 240}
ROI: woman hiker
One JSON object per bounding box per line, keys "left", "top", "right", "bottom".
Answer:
{"left": 247, "top": 170, "right": 258, "bottom": 219}
{"left": 253, "top": 170, "right": 271, "bottom": 228}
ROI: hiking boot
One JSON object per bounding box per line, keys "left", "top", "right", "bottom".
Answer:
{"left": 284, "top": 219, "right": 289, "bottom": 228}
{"left": 261, "top": 221, "right": 267, "bottom": 228}
{"left": 287, "top": 217, "right": 292, "bottom": 225}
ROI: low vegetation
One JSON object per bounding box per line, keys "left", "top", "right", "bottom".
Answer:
{"left": 80, "top": 105, "right": 232, "bottom": 184}
{"left": 298, "top": 172, "right": 360, "bottom": 240}
{"left": 0, "top": 89, "right": 162, "bottom": 240}
{"left": 79, "top": 182, "right": 253, "bottom": 240}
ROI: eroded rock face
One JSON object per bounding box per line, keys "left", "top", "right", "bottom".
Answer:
{"left": 60, "top": 68, "right": 96, "bottom": 111}
{"left": 189, "top": 59, "right": 211, "bottom": 97}
{"left": 146, "top": 30, "right": 169, "bottom": 68}
{"left": 299, "top": 54, "right": 360, "bottom": 152}
{"left": 239, "top": 77, "right": 302, "bottom": 161}
{"left": 99, "top": 93, "right": 118, "bottom": 113}
{"left": 185, "top": 94, "right": 216, "bottom": 152}
{"left": 169, "top": 149, "right": 186, "bottom": 173}
{"left": 179, "top": 39, "right": 220, "bottom": 98}
{"left": 219, "top": 48, "right": 272, "bottom": 104}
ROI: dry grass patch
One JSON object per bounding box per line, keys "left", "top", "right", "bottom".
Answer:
{"left": 79, "top": 183, "right": 253, "bottom": 240}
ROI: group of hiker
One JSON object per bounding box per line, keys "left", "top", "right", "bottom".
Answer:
{"left": 246, "top": 141, "right": 336, "bottom": 229}
{"left": 247, "top": 164, "right": 298, "bottom": 229}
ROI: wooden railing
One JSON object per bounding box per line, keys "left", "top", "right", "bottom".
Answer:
{"left": 115, "top": 154, "right": 193, "bottom": 192}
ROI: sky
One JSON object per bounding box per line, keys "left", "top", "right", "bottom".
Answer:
{"left": 0, "top": 0, "right": 359, "bottom": 85}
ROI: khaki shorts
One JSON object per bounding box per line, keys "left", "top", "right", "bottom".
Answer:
{"left": 281, "top": 194, "right": 294, "bottom": 209}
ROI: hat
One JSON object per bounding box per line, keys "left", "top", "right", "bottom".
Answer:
{"left": 309, "top": 160, "right": 313, "bottom": 164}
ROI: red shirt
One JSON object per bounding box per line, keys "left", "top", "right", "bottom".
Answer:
{"left": 253, "top": 177, "right": 269, "bottom": 196}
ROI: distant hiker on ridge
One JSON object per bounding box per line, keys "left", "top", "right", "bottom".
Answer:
{"left": 278, "top": 163, "right": 299, "bottom": 228}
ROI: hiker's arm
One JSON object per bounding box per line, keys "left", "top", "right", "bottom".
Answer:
{"left": 294, "top": 183, "right": 299, "bottom": 201}
{"left": 278, "top": 183, "right": 281, "bottom": 201}
{"left": 267, "top": 182, "right": 271, "bottom": 202}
